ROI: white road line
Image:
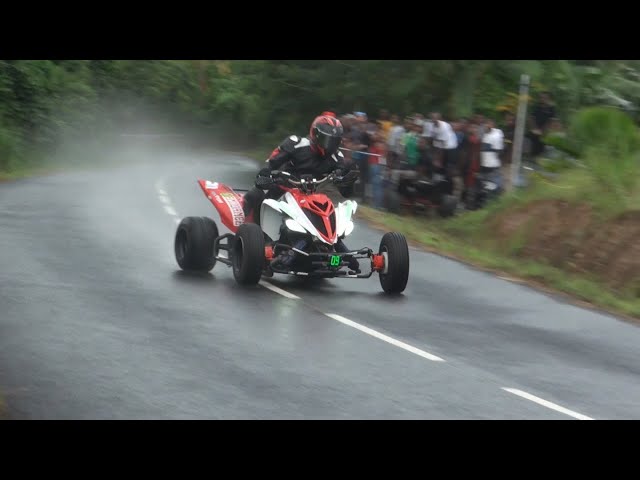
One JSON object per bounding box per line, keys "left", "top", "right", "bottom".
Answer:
{"left": 257, "top": 282, "right": 444, "bottom": 363}
{"left": 121, "top": 134, "right": 185, "bottom": 138}
{"left": 324, "top": 313, "right": 445, "bottom": 362}
{"left": 259, "top": 281, "right": 301, "bottom": 300}
{"left": 155, "top": 178, "right": 180, "bottom": 221}
{"left": 502, "top": 388, "right": 594, "bottom": 420}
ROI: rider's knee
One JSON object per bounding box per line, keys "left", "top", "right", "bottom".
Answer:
{"left": 244, "top": 188, "right": 265, "bottom": 213}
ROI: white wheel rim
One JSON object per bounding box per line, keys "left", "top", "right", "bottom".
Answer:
{"left": 382, "top": 251, "right": 389, "bottom": 275}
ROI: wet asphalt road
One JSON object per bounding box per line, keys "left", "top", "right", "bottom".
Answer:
{"left": 1, "top": 147, "right": 640, "bottom": 419}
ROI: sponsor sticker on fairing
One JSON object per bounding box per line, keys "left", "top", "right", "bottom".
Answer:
{"left": 220, "top": 192, "right": 244, "bottom": 226}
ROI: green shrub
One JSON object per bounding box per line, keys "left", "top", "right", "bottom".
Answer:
{"left": 563, "top": 107, "right": 640, "bottom": 200}
{"left": 542, "top": 132, "right": 581, "bottom": 158}
{"left": 568, "top": 106, "right": 640, "bottom": 158}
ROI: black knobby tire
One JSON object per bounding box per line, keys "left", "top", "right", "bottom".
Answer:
{"left": 378, "top": 232, "right": 410, "bottom": 294}
{"left": 387, "top": 189, "right": 402, "bottom": 214}
{"left": 174, "top": 216, "right": 219, "bottom": 272}
{"left": 232, "top": 223, "right": 265, "bottom": 286}
{"left": 438, "top": 194, "right": 458, "bottom": 218}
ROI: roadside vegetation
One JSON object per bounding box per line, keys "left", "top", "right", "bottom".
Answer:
{"left": 2, "top": 60, "right": 639, "bottom": 175}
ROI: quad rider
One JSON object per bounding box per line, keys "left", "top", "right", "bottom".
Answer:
{"left": 242, "top": 114, "right": 361, "bottom": 272}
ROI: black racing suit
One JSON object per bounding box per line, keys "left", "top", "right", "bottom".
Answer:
{"left": 243, "top": 134, "right": 360, "bottom": 271}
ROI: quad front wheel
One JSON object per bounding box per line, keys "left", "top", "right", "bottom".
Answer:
{"left": 232, "top": 223, "right": 265, "bottom": 286}
{"left": 378, "top": 232, "right": 410, "bottom": 294}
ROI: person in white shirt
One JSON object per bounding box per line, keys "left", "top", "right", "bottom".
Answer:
{"left": 480, "top": 118, "right": 504, "bottom": 191}
{"left": 480, "top": 119, "right": 503, "bottom": 168}
{"left": 424, "top": 113, "right": 436, "bottom": 140}
{"left": 426, "top": 114, "right": 458, "bottom": 151}
{"left": 428, "top": 113, "right": 458, "bottom": 194}
{"left": 422, "top": 117, "right": 434, "bottom": 139}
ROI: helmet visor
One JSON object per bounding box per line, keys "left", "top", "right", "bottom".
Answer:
{"left": 316, "top": 130, "right": 342, "bottom": 154}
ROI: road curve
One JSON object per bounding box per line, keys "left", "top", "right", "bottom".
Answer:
{"left": 1, "top": 146, "right": 640, "bottom": 419}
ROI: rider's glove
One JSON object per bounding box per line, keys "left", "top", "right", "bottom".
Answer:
{"left": 335, "top": 168, "right": 358, "bottom": 185}
{"left": 255, "top": 168, "right": 275, "bottom": 189}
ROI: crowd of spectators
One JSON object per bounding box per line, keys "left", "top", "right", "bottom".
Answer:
{"left": 333, "top": 92, "right": 561, "bottom": 211}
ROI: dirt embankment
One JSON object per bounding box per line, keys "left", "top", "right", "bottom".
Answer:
{"left": 490, "top": 200, "right": 640, "bottom": 293}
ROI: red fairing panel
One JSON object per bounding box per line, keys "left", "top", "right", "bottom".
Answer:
{"left": 284, "top": 188, "right": 337, "bottom": 244}
{"left": 198, "top": 179, "right": 251, "bottom": 233}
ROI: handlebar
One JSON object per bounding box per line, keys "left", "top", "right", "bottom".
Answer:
{"left": 278, "top": 172, "right": 335, "bottom": 186}
{"left": 271, "top": 170, "right": 338, "bottom": 191}
{"left": 261, "top": 169, "right": 358, "bottom": 193}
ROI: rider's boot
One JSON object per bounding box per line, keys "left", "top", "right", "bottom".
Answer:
{"left": 335, "top": 237, "right": 360, "bottom": 274}
{"left": 271, "top": 239, "right": 307, "bottom": 270}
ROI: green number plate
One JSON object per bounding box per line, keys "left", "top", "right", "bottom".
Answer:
{"left": 330, "top": 255, "right": 341, "bottom": 267}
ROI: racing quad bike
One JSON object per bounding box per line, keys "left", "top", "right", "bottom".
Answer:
{"left": 386, "top": 169, "right": 458, "bottom": 218}
{"left": 174, "top": 170, "right": 410, "bottom": 294}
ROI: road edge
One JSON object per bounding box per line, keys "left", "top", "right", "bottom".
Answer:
{"left": 355, "top": 205, "right": 640, "bottom": 326}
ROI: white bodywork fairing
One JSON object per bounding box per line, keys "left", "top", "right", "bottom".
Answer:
{"left": 260, "top": 192, "right": 357, "bottom": 245}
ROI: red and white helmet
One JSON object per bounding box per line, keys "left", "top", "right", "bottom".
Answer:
{"left": 310, "top": 115, "right": 344, "bottom": 156}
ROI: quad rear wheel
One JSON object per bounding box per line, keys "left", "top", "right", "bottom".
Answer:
{"left": 174, "top": 216, "right": 219, "bottom": 272}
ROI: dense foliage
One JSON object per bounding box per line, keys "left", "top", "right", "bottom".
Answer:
{"left": 1, "top": 60, "right": 640, "bottom": 172}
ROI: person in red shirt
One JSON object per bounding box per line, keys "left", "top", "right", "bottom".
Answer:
{"left": 461, "top": 123, "right": 482, "bottom": 209}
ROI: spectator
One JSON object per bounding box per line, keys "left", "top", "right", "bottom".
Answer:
{"left": 429, "top": 113, "right": 458, "bottom": 194}
{"left": 367, "top": 133, "right": 387, "bottom": 209}
{"left": 377, "top": 109, "right": 393, "bottom": 142}
{"left": 413, "top": 113, "right": 425, "bottom": 129}
{"left": 349, "top": 112, "right": 372, "bottom": 198}
{"left": 387, "top": 114, "right": 405, "bottom": 168}
{"left": 472, "top": 113, "right": 487, "bottom": 138}
{"left": 416, "top": 135, "right": 433, "bottom": 178}
{"left": 461, "top": 122, "right": 482, "bottom": 206}
{"left": 480, "top": 118, "right": 504, "bottom": 191}
{"left": 366, "top": 117, "right": 378, "bottom": 139}
{"left": 454, "top": 118, "right": 468, "bottom": 147}
{"left": 340, "top": 114, "right": 356, "bottom": 137}
{"left": 422, "top": 112, "right": 435, "bottom": 139}
{"left": 502, "top": 112, "right": 515, "bottom": 165}
{"left": 401, "top": 119, "right": 420, "bottom": 169}
{"left": 529, "top": 91, "right": 556, "bottom": 160}
{"left": 451, "top": 119, "right": 468, "bottom": 195}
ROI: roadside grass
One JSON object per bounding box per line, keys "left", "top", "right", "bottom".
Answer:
{"left": 355, "top": 167, "right": 640, "bottom": 321}
{"left": 0, "top": 163, "right": 68, "bottom": 182}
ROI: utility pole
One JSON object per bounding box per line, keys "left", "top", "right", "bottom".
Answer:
{"left": 510, "top": 74, "right": 530, "bottom": 190}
